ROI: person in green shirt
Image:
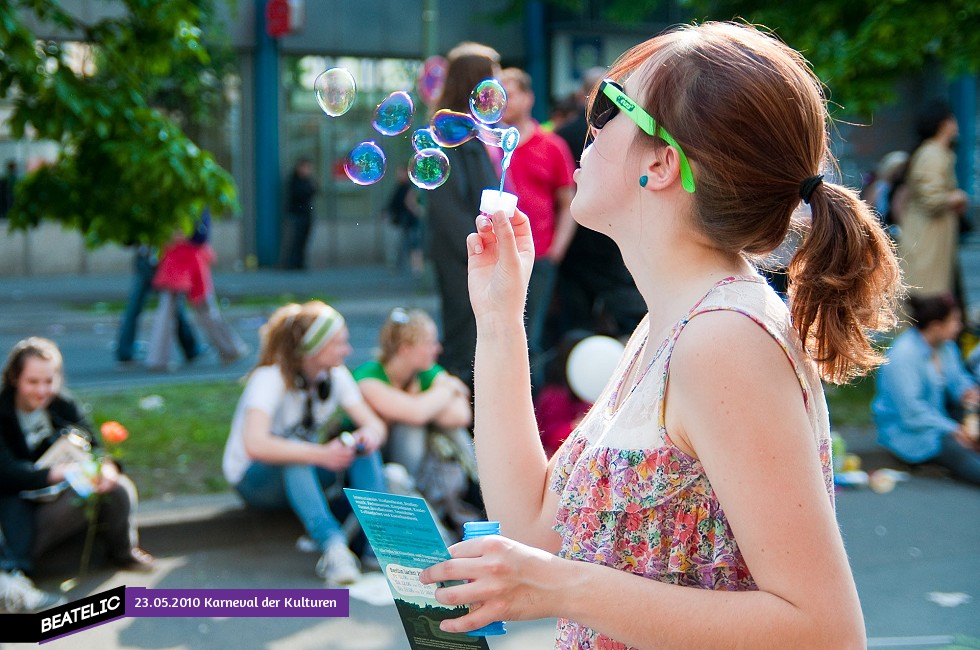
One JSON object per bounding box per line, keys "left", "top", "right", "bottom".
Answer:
{"left": 352, "top": 308, "right": 478, "bottom": 526}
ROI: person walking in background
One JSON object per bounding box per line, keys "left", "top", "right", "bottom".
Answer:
{"left": 426, "top": 42, "right": 501, "bottom": 388}
{"left": 222, "top": 301, "right": 387, "bottom": 585}
{"left": 498, "top": 67, "right": 577, "bottom": 391}
{"left": 863, "top": 150, "right": 909, "bottom": 238}
{"left": 115, "top": 243, "right": 202, "bottom": 366}
{"left": 387, "top": 166, "right": 425, "bottom": 277}
{"left": 898, "top": 100, "right": 970, "bottom": 300}
{"left": 422, "top": 22, "right": 901, "bottom": 647}
{"left": 283, "top": 158, "right": 318, "bottom": 271}
{"left": 351, "top": 308, "right": 478, "bottom": 531}
{"left": 0, "top": 160, "right": 17, "bottom": 220}
{"left": 873, "top": 293, "right": 980, "bottom": 485}
{"left": 0, "top": 337, "right": 154, "bottom": 582}
{"left": 554, "top": 67, "right": 646, "bottom": 344}
{"left": 145, "top": 209, "right": 248, "bottom": 371}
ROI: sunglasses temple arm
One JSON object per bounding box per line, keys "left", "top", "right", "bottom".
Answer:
{"left": 657, "top": 128, "right": 696, "bottom": 193}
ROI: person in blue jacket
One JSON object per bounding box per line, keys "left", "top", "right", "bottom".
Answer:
{"left": 873, "top": 292, "right": 980, "bottom": 485}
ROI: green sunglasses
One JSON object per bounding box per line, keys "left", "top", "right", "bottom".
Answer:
{"left": 591, "top": 79, "right": 696, "bottom": 193}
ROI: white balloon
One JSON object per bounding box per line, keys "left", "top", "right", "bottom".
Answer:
{"left": 566, "top": 335, "right": 625, "bottom": 403}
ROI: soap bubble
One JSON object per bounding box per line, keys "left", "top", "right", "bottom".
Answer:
{"left": 409, "top": 148, "right": 450, "bottom": 190}
{"left": 431, "top": 110, "right": 478, "bottom": 147}
{"left": 474, "top": 124, "right": 518, "bottom": 151}
{"left": 314, "top": 68, "right": 356, "bottom": 117}
{"left": 469, "top": 78, "right": 507, "bottom": 124}
{"left": 412, "top": 128, "right": 440, "bottom": 153}
{"left": 475, "top": 124, "right": 504, "bottom": 148}
{"left": 373, "top": 91, "right": 415, "bottom": 136}
{"left": 417, "top": 55, "right": 447, "bottom": 107}
{"left": 345, "top": 141, "right": 386, "bottom": 185}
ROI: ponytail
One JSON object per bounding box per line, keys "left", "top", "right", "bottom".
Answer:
{"left": 787, "top": 182, "right": 903, "bottom": 384}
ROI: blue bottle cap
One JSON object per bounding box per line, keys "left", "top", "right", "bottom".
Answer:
{"left": 462, "top": 521, "right": 500, "bottom": 538}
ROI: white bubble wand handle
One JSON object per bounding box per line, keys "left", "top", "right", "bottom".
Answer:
{"left": 480, "top": 126, "right": 520, "bottom": 221}
{"left": 480, "top": 189, "right": 518, "bottom": 220}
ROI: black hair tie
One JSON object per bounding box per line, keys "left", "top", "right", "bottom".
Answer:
{"left": 799, "top": 174, "right": 824, "bottom": 204}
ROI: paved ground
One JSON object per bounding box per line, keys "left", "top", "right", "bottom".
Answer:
{"left": 1, "top": 251, "right": 980, "bottom": 648}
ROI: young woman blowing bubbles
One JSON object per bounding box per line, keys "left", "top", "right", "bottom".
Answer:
{"left": 420, "top": 21, "right": 901, "bottom": 649}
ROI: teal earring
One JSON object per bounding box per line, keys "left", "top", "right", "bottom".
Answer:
{"left": 639, "top": 175, "right": 648, "bottom": 187}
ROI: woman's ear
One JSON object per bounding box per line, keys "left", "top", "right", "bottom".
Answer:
{"left": 640, "top": 145, "right": 683, "bottom": 191}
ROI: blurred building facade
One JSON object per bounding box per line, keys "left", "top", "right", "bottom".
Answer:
{"left": 0, "top": 0, "right": 976, "bottom": 276}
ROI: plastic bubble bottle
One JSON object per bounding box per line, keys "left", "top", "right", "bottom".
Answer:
{"left": 462, "top": 521, "right": 507, "bottom": 637}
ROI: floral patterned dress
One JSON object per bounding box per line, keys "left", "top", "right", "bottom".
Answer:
{"left": 548, "top": 276, "right": 833, "bottom": 649}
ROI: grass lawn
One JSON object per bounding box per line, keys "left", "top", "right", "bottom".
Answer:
{"left": 825, "top": 374, "right": 876, "bottom": 429}
{"left": 69, "top": 371, "right": 880, "bottom": 502}
{"left": 73, "top": 380, "right": 245, "bottom": 501}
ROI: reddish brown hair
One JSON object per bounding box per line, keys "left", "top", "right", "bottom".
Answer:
{"left": 256, "top": 301, "right": 341, "bottom": 389}
{"left": 602, "top": 22, "right": 902, "bottom": 383}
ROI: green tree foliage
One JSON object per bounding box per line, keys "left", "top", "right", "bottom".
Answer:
{"left": 522, "top": 0, "right": 980, "bottom": 116}
{"left": 0, "top": 0, "right": 239, "bottom": 246}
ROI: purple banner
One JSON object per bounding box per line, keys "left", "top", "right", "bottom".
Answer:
{"left": 126, "top": 587, "right": 349, "bottom": 618}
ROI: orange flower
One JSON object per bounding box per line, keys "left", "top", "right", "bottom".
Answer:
{"left": 100, "top": 421, "right": 129, "bottom": 445}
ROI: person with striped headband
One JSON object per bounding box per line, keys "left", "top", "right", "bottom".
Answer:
{"left": 222, "top": 301, "right": 387, "bottom": 585}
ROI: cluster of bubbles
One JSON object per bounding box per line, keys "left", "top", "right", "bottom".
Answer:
{"left": 312, "top": 67, "right": 519, "bottom": 190}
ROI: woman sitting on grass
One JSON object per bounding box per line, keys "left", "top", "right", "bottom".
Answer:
{"left": 222, "top": 301, "right": 387, "bottom": 585}
{"left": 351, "top": 308, "right": 478, "bottom": 531}
{"left": 0, "top": 337, "right": 153, "bottom": 587}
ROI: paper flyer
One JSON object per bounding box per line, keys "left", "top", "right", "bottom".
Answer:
{"left": 344, "top": 488, "right": 490, "bottom": 650}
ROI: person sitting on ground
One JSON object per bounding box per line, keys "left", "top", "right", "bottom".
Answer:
{"left": 0, "top": 337, "right": 154, "bottom": 582}
{"left": 222, "top": 301, "right": 388, "bottom": 585}
{"left": 873, "top": 293, "right": 980, "bottom": 485}
{"left": 351, "top": 308, "right": 479, "bottom": 530}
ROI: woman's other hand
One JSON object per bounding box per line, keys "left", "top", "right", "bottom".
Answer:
{"left": 419, "top": 534, "right": 559, "bottom": 634}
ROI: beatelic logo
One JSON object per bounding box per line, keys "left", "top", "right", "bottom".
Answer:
{"left": 38, "top": 585, "right": 126, "bottom": 642}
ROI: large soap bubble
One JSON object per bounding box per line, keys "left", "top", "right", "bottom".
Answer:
{"left": 314, "top": 68, "right": 356, "bottom": 117}
{"left": 344, "top": 141, "right": 386, "bottom": 185}
{"left": 431, "top": 110, "right": 478, "bottom": 147}
{"left": 469, "top": 78, "right": 507, "bottom": 125}
{"left": 409, "top": 148, "right": 450, "bottom": 190}
{"left": 373, "top": 91, "right": 415, "bottom": 136}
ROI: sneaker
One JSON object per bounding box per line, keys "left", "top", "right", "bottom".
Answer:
{"left": 315, "top": 542, "right": 361, "bottom": 586}
{"left": 0, "top": 570, "right": 66, "bottom": 613}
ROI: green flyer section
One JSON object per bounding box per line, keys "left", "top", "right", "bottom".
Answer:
{"left": 344, "top": 489, "right": 489, "bottom": 650}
